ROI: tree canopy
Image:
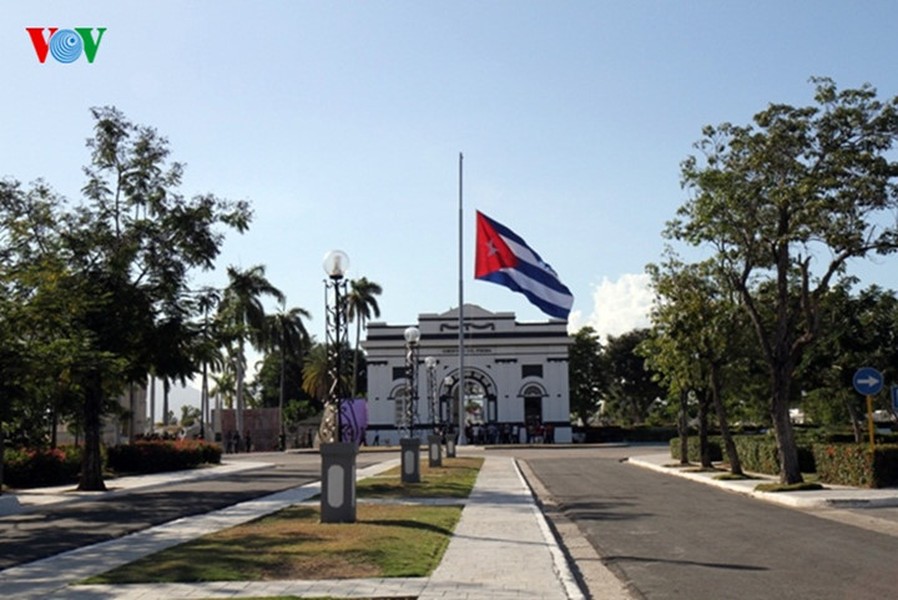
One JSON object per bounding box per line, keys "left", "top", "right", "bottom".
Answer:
{"left": 667, "top": 78, "right": 898, "bottom": 483}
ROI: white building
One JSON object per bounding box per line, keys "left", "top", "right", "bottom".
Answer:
{"left": 362, "top": 304, "right": 572, "bottom": 445}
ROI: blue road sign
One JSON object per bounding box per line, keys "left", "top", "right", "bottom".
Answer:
{"left": 853, "top": 367, "right": 884, "bottom": 395}
{"left": 892, "top": 386, "right": 898, "bottom": 413}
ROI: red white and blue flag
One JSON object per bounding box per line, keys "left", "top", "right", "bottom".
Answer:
{"left": 475, "top": 211, "right": 573, "bottom": 320}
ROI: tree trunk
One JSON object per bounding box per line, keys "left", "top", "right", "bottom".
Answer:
{"left": 278, "top": 348, "right": 285, "bottom": 450}
{"left": 149, "top": 374, "right": 156, "bottom": 434}
{"left": 846, "top": 399, "right": 863, "bottom": 443}
{"left": 201, "top": 361, "right": 208, "bottom": 440}
{"left": 236, "top": 351, "right": 245, "bottom": 435}
{"left": 770, "top": 362, "right": 803, "bottom": 484}
{"left": 710, "top": 362, "right": 743, "bottom": 476}
{"left": 78, "top": 371, "right": 107, "bottom": 491}
{"left": 163, "top": 378, "right": 171, "bottom": 430}
{"left": 698, "top": 391, "right": 713, "bottom": 469}
{"left": 678, "top": 389, "right": 689, "bottom": 466}
{"left": 128, "top": 383, "right": 135, "bottom": 443}
{"left": 351, "top": 318, "right": 361, "bottom": 398}
{"left": 0, "top": 416, "right": 4, "bottom": 496}
{"left": 50, "top": 402, "right": 59, "bottom": 449}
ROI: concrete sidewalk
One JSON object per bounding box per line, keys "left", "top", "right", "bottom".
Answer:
{"left": 628, "top": 452, "right": 898, "bottom": 509}
{"left": 0, "top": 460, "right": 272, "bottom": 517}
{"left": 0, "top": 454, "right": 588, "bottom": 599}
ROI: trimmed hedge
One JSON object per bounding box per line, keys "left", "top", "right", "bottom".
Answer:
{"left": 670, "top": 434, "right": 898, "bottom": 487}
{"left": 4, "top": 446, "right": 82, "bottom": 488}
{"left": 107, "top": 439, "right": 221, "bottom": 474}
{"left": 671, "top": 434, "right": 817, "bottom": 475}
{"left": 813, "top": 443, "right": 898, "bottom": 488}
{"left": 3, "top": 440, "right": 222, "bottom": 489}
{"left": 669, "top": 436, "right": 723, "bottom": 463}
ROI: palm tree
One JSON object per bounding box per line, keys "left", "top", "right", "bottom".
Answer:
{"left": 210, "top": 368, "right": 236, "bottom": 408}
{"left": 266, "top": 303, "right": 311, "bottom": 449}
{"left": 191, "top": 287, "right": 225, "bottom": 439}
{"left": 302, "top": 343, "right": 330, "bottom": 404}
{"left": 345, "top": 277, "right": 382, "bottom": 397}
{"left": 218, "top": 265, "right": 285, "bottom": 435}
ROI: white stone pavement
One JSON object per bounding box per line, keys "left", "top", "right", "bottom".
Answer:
{"left": 0, "top": 455, "right": 589, "bottom": 600}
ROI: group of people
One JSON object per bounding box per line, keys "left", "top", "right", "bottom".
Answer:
{"left": 223, "top": 430, "right": 252, "bottom": 453}
{"left": 463, "top": 421, "right": 555, "bottom": 445}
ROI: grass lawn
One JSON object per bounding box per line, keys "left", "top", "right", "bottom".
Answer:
{"left": 357, "top": 456, "right": 482, "bottom": 499}
{"left": 85, "top": 456, "right": 483, "bottom": 585}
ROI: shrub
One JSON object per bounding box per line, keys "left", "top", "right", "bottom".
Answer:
{"left": 670, "top": 436, "right": 723, "bottom": 463}
{"left": 106, "top": 439, "right": 221, "bottom": 474}
{"left": 813, "top": 443, "right": 898, "bottom": 488}
{"left": 4, "top": 446, "right": 82, "bottom": 488}
{"left": 672, "top": 434, "right": 816, "bottom": 475}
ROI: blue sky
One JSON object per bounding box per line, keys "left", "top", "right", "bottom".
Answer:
{"left": 4, "top": 1, "right": 898, "bottom": 355}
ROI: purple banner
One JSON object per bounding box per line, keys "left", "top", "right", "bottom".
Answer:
{"left": 340, "top": 399, "right": 368, "bottom": 445}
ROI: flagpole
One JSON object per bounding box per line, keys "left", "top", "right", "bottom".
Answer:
{"left": 457, "top": 152, "right": 467, "bottom": 446}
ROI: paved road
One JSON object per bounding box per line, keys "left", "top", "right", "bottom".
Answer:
{"left": 521, "top": 446, "right": 898, "bottom": 600}
{"left": 0, "top": 451, "right": 383, "bottom": 571}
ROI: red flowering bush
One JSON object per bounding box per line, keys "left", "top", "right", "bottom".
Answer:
{"left": 4, "top": 446, "right": 82, "bottom": 488}
{"left": 106, "top": 439, "right": 221, "bottom": 474}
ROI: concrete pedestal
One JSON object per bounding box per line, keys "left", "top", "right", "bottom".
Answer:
{"left": 427, "top": 434, "right": 443, "bottom": 468}
{"left": 445, "top": 437, "right": 456, "bottom": 458}
{"left": 320, "top": 441, "right": 357, "bottom": 523}
{"left": 400, "top": 437, "right": 421, "bottom": 484}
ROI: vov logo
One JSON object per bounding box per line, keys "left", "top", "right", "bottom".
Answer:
{"left": 26, "top": 28, "right": 107, "bottom": 64}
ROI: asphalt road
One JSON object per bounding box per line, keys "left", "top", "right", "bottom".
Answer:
{"left": 520, "top": 446, "right": 898, "bottom": 600}
{"left": 6, "top": 445, "right": 898, "bottom": 600}
{"left": 0, "top": 451, "right": 383, "bottom": 570}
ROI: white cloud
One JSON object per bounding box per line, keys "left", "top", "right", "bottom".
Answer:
{"left": 569, "top": 273, "right": 654, "bottom": 340}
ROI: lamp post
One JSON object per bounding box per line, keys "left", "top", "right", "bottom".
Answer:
{"left": 424, "top": 356, "right": 442, "bottom": 467}
{"left": 319, "top": 249, "right": 356, "bottom": 523}
{"left": 401, "top": 326, "right": 422, "bottom": 483}
{"left": 443, "top": 375, "right": 457, "bottom": 458}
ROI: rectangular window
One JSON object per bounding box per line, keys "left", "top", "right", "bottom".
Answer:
{"left": 392, "top": 367, "right": 406, "bottom": 381}
{"left": 522, "top": 364, "right": 543, "bottom": 379}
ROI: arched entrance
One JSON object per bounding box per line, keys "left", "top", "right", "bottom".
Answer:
{"left": 521, "top": 383, "right": 547, "bottom": 443}
{"left": 439, "top": 368, "right": 497, "bottom": 434}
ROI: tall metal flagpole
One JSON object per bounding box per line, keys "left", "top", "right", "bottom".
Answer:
{"left": 457, "top": 152, "right": 467, "bottom": 445}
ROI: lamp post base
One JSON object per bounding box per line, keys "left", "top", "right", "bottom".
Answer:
{"left": 445, "top": 436, "right": 456, "bottom": 458}
{"left": 427, "top": 433, "right": 443, "bottom": 467}
{"left": 320, "top": 441, "right": 357, "bottom": 523}
{"left": 400, "top": 437, "right": 421, "bottom": 483}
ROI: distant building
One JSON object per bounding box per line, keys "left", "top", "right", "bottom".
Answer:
{"left": 54, "top": 384, "right": 149, "bottom": 447}
{"left": 362, "top": 305, "right": 572, "bottom": 445}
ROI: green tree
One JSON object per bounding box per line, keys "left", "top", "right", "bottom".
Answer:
{"left": 302, "top": 343, "right": 331, "bottom": 403}
{"left": 265, "top": 303, "right": 311, "bottom": 448}
{"left": 642, "top": 257, "right": 744, "bottom": 474}
{"left": 190, "top": 287, "right": 226, "bottom": 439}
{"left": 568, "top": 326, "right": 607, "bottom": 426}
{"left": 669, "top": 78, "right": 898, "bottom": 484}
{"left": 801, "top": 283, "right": 898, "bottom": 438}
{"left": 345, "top": 277, "right": 382, "bottom": 398}
{"left": 20, "top": 107, "right": 252, "bottom": 490}
{"left": 603, "top": 329, "right": 665, "bottom": 425}
{"left": 218, "top": 265, "right": 284, "bottom": 436}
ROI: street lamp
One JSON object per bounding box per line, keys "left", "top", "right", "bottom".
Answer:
{"left": 425, "top": 356, "right": 437, "bottom": 426}
{"left": 424, "top": 356, "right": 441, "bottom": 467}
{"left": 401, "top": 326, "right": 422, "bottom": 483}
{"left": 443, "top": 375, "right": 457, "bottom": 458}
{"left": 320, "top": 249, "right": 356, "bottom": 523}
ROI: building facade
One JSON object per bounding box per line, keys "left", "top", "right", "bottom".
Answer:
{"left": 362, "top": 304, "right": 572, "bottom": 445}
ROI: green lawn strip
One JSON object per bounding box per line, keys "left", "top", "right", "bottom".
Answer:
{"left": 200, "top": 597, "right": 415, "bottom": 600}
{"left": 357, "top": 456, "right": 483, "bottom": 499}
{"left": 84, "top": 456, "right": 483, "bottom": 585}
{"left": 85, "top": 503, "right": 462, "bottom": 584}
{"left": 754, "top": 481, "right": 825, "bottom": 493}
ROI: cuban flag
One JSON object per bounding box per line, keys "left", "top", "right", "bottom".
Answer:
{"left": 475, "top": 211, "right": 573, "bottom": 320}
